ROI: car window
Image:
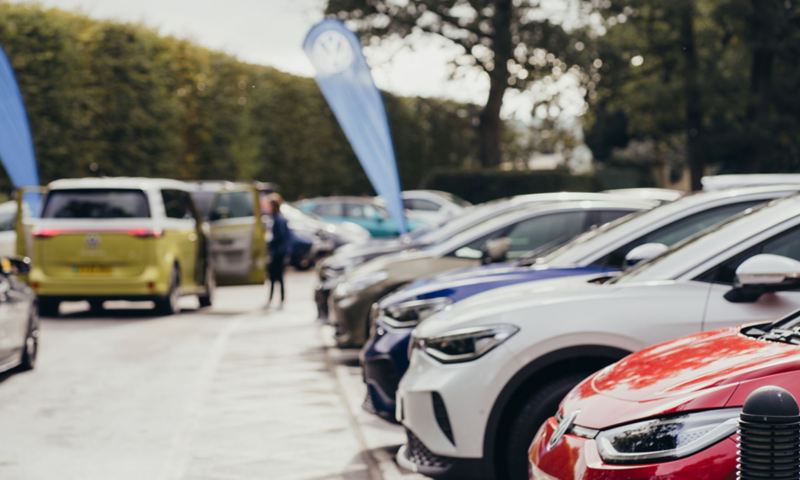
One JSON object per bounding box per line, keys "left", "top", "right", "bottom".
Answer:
{"left": 42, "top": 189, "right": 151, "bottom": 219}
{"left": 596, "top": 201, "right": 764, "bottom": 269}
{"left": 313, "top": 202, "right": 343, "bottom": 217}
{"left": 162, "top": 189, "right": 195, "bottom": 220}
{"left": 696, "top": 225, "right": 800, "bottom": 285}
{"left": 209, "top": 191, "right": 254, "bottom": 221}
{"left": 406, "top": 199, "right": 441, "bottom": 212}
{"left": 505, "top": 211, "right": 587, "bottom": 258}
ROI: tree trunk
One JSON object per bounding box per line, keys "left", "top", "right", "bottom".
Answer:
{"left": 680, "top": 1, "right": 704, "bottom": 191}
{"left": 478, "top": 0, "right": 513, "bottom": 168}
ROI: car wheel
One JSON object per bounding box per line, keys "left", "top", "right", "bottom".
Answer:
{"left": 19, "top": 313, "right": 39, "bottom": 371}
{"left": 38, "top": 299, "right": 60, "bottom": 317}
{"left": 198, "top": 265, "right": 214, "bottom": 309}
{"left": 501, "top": 373, "right": 589, "bottom": 480}
{"left": 154, "top": 266, "right": 180, "bottom": 316}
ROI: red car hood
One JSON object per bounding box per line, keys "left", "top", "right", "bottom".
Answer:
{"left": 562, "top": 328, "right": 800, "bottom": 429}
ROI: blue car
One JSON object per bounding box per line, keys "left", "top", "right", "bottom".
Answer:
{"left": 359, "top": 185, "right": 799, "bottom": 421}
{"left": 295, "top": 196, "right": 424, "bottom": 238}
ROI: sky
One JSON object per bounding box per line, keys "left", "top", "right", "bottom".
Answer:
{"left": 12, "top": 0, "right": 586, "bottom": 122}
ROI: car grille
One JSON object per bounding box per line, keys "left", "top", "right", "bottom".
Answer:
{"left": 363, "top": 358, "right": 401, "bottom": 400}
{"left": 404, "top": 430, "right": 450, "bottom": 471}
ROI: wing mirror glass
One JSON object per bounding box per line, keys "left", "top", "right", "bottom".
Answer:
{"left": 482, "top": 237, "right": 511, "bottom": 265}
{"left": 725, "top": 254, "right": 800, "bottom": 303}
{"left": 624, "top": 242, "right": 669, "bottom": 268}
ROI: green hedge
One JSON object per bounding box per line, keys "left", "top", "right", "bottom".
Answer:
{"left": 421, "top": 169, "right": 601, "bottom": 204}
{"left": 0, "top": 3, "right": 482, "bottom": 199}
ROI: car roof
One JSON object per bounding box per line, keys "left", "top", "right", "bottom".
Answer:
{"left": 603, "top": 188, "right": 684, "bottom": 203}
{"left": 702, "top": 174, "right": 800, "bottom": 191}
{"left": 48, "top": 177, "right": 193, "bottom": 192}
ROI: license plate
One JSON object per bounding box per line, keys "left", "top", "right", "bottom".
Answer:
{"left": 76, "top": 265, "right": 112, "bottom": 274}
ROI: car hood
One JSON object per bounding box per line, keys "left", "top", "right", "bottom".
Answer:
{"left": 325, "top": 241, "right": 422, "bottom": 267}
{"left": 380, "top": 265, "right": 613, "bottom": 306}
{"left": 562, "top": 328, "right": 800, "bottom": 429}
{"left": 414, "top": 273, "right": 612, "bottom": 338}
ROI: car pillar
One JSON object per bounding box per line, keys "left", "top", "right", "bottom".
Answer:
{"left": 738, "top": 385, "right": 800, "bottom": 480}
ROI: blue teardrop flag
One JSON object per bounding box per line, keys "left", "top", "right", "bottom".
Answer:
{"left": 0, "top": 48, "right": 39, "bottom": 189}
{"left": 303, "top": 19, "right": 406, "bottom": 233}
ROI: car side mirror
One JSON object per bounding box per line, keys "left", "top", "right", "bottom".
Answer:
{"left": 725, "top": 254, "right": 800, "bottom": 303}
{"left": 624, "top": 243, "right": 668, "bottom": 268}
{"left": 482, "top": 237, "right": 511, "bottom": 265}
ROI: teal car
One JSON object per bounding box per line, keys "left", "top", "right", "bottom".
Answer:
{"left": 295, "top": 197, "right": 422, "bottom": 238}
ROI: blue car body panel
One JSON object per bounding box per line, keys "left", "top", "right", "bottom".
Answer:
{"left": 361, "top": 263, "right": 617, "bottom": 421}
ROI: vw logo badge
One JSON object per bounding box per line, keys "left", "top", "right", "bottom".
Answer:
{"left": 309, "top": 30, "right": 355, "bottom": 75}
{"left": 85, "top": 234, "right": 100, "bottom": 250}
{"left": 547, "top": 411, "right": 579, "bottom": 450}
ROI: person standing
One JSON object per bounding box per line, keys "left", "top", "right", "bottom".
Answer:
{"left": 265, "top": 193, "right": 290, "bottom": 307}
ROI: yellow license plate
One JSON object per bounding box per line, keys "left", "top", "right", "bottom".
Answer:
{"left": 76, "top": 265, "right": 112, "bottom": 274}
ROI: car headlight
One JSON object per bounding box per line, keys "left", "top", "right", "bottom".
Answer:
{"left": 336, "top": 271, "right": 388, "bottom": 298}
{"left": 413, "top": 325, "right": 519, "bottom": 363}
{"left": 596, "top": 408, "right": 740, "bottom": 464}
{"left": 383, "top": 297, "right": 453, "bottom": 328}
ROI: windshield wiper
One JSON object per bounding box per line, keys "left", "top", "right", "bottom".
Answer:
{"left": 757, "top": 327, "right": 800, "bottom": 345}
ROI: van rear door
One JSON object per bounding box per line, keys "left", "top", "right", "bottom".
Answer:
{"left": 34, "top": 188, "right": 154, "bottom": 279}
{"left": 208, "top": 186, "right": 267, "bottom": 285}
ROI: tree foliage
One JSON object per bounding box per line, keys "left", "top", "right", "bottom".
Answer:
{"left": 0, "top": 2, "right": 486, "bottom": 199}
{"left": 585, "top": 0, "right": 800, "bottom": 189}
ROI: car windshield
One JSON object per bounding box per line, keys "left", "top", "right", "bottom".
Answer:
{"left": 535, "top": 209, "right": 649, "bottom": 264}
{"left": 42, "top": 189, "right": 151, "bottom": 219}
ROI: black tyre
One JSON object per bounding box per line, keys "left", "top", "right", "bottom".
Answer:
{"left": 501, "top": 373, "right": 589, "bottom": 480}
{"left": 198, "top": 265, "right": 214, "bottom": 309}
{"left": 38, "top": 299, "right": 60, "bottom": 317}
{"left": 154, "top": 266, "right": 180, "bottom": 316}
{"left": 89, "top": 299, "right": 104, "bottom": 312}
{"left": 18, "top": 313, "right": 39, "bottom": 371}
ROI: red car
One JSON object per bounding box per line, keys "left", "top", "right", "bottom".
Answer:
{"left": 528, "top": 311, "right": 800, "bottom": 480}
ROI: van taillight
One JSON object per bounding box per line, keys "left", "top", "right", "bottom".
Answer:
{"left": 128, "top": 228, "right": 163, "bottom": 238}
{"left": 33, "top": 228, "right": 60, "bottom": 238}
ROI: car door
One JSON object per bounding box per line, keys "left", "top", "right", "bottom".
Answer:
{"left": 700, "top": 225, "right": 800, "bottom": 331}
{"left": 208, "top": 186, "right": 267, "bottom": 286}
{"left": 161, "top": 189, "right": 200, "bottom": 289}
{"left": 0, "top": 267, "right": 28, "bottom": 365}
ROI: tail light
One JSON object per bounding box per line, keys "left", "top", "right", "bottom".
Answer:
{"left": 33, "top": 228, "right": 60, "bottom": 239}
{"left": 127, "top": 228, "right": 163, "bottom": 238}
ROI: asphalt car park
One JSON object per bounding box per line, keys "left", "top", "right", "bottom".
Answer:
{"left": 0, "top": 272, "right": 425, "bottom": 480}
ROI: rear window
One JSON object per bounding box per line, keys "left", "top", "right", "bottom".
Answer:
{"left": 42, "top": 189, "right": 151, "bottom": 219}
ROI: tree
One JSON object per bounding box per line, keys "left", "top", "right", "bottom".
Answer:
{"left": 585, "top": 0, "right": 800, "bottom": 189}
{"left": 325, "top": 0, "right": 581, "bottom": 168}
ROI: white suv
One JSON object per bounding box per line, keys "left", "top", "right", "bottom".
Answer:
{"left": 396, "top": 194, "right": 800, "bottom": 480}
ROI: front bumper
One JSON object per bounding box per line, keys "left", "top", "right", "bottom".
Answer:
{"left": 396, "top": 429, "right": 488, "bottom": 479}
{"left": 360, "top": 319, "right": 412, "bottom": 422}
{"left": 529, "top": 416, "right": 737, "bottom": 480}
{"left": 397, "top": 347, "right": 517, "bottom": 468}
{"left": 329, "top": 284, "right": 389, "bottom": 348}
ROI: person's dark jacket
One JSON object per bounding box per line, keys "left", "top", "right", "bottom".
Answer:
{"left": 269, "top": 213, "right": 291, "bottom": 258}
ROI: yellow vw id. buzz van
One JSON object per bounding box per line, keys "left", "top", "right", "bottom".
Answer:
{"left": 22, "top": 178, "right": 265, "bottom": 316}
